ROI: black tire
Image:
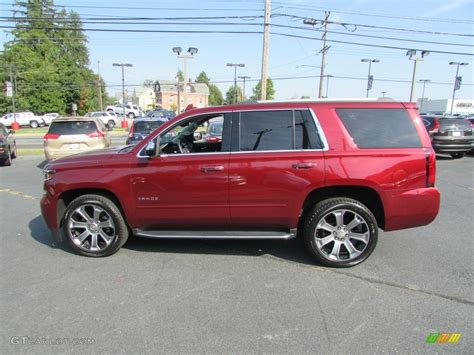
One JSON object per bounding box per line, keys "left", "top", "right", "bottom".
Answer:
{"left": 303, "top": 197, "right": 378, "bottom": 268}
{"left": 127, "top": 112, "right": 135, "bottom": 119}
{"left": 30, "top": 120, "right": 39, "bottom": 128}
{"left": 2, "top": 147, "right": 12, "bottom": 166}
{"left": 450, "top": 152, "right": 465, "bottom": 159}
{"left": 107, "top": 120, "right": 115, "bottom": 128}
{"left": 11, "top": 143, "right": 17, "bottom": 159}
{"left": 62, "top": 194, "right": 129, "bottom": 257}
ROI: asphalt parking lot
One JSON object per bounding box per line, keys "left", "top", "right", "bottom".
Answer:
{"left": 0, "top": 154, "right": 472, "bottom": 353}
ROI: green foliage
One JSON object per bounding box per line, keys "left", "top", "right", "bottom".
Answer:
{"left": 250, "top": 78, "right": 275, "bottom": 101}
{"left": 195, "top": 71, "right": 223, "bottom": 106}
{"left": 143, "top": 79, "right": 154, "bottom": 88}
{"left": 169, "top": 103, "right": 178, "bottom": 113}
{"left": 0, "top": 0, "right": 101, "bottom": 115}
{"left": 176, "top": 70, "right": 185, "bottom": 82}
{"left": 225, "top": 85, "right": 243, "bottom": 104}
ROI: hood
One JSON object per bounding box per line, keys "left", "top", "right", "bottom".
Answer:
{"left": 45, "top": 146, "right": 128, "bottom": 169}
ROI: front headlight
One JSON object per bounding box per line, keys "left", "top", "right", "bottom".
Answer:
{"left": 43, "top": 169, "right": 56, "bottom": 181}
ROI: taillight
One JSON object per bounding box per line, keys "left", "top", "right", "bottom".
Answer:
{"left": 425, "top": 150, "right": 436, "bottom": 187}
{"left": 44, "top": 133, "right": 60, "bottom": 140}
{"left": 430, "top": 118, "right": 440, "bottom": 133}
{"left": 87, "top": 131, "right": 105, "bottom": 138}
{"left": 206, "top": 135, "right": 221, "bottom": 142}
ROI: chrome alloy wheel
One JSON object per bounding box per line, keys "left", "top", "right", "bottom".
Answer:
{"left": 66, "top": 204, "right": 116, "bottom": 252}
{"left": 314, "top": 209, "right": 370, "bottom": 262}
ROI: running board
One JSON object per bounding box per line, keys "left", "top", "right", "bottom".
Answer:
{"left": 133, "top": 229, "right": 297, "bottom": 240}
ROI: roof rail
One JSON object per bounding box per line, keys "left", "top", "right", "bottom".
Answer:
{"left": 256, "top": 98, "right": 395, "bottom": 103}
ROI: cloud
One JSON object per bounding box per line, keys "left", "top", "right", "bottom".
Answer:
{"left": 424, "top": 0, "right": 472, "bottom": 17}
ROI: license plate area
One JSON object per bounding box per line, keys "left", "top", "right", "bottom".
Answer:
{"left": 69, "top": 143, "right": 80, "bottom": 149}
{"left": 451, "top": 131, "right": 462, "bottom": 137}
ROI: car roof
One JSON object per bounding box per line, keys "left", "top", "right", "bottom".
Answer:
{"left": 50, "top": 116, "right": 102, "bottom": 123}
{"left": 134, "top": 117, "right": 167, "bottom": 122}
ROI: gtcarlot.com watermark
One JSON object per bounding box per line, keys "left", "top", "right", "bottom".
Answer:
{"left": 10, "top": 336, "right": 95, "bottom": 346}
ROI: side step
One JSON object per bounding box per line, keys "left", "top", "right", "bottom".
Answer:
{"left": 133, "top": 229, "right": 297, "bottom": 240}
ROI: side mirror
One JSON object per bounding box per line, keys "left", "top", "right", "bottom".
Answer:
{"left": 193, "top": 132, "right": 203, "bottom": 141}
{"left": 145, "top": 136, "right": 160, "bottom": 157}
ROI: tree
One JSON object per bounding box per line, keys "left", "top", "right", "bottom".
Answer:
{"left": 225, "top": 86, "right": 243, "bottom": 105}
{"left": 250, "top": 78, "right": 275, "bottom": 101}
{"left": 143, "top": 79, "right": 154, "bottom": 88}
{"left": 0, "top": 0, "right": 102, "bottom": 115}
{"left": 301, "top": 95, "right": 311, "bottom": 99}
{"left": 195, "top": 71, "right": 223, "bottom": 106}
{"left": 176, "top": 70, "right": 184, "bottom": 82}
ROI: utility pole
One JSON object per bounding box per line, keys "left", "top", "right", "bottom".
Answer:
{"left": 260, "top": 0, "right": 271, "bottom": 100}
{"left": 97, "top": 60, "right": 103, "bottom": 111}
{"left": 113, "top": 63, "right": 133, "bottom": 128}
{"left": 419, "top": 79, "right": 430, "bottom": 112}
{"left": 238, "top": 75, "right": 251, "bottom": 101}
{"left": 8, "top": 65, "right": 18, "bottom": 129}
{"left": 448, "top": 62, "right": 469, "bottom": 115}
{"left": 303, "top": 12, "right": 331, "bottom": 98}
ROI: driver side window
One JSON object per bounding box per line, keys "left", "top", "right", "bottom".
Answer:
{"left": 158, "top": 113, "right": 230, "bottom": 155}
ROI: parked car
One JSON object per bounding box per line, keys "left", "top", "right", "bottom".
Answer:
{"left": 42, "top": 113, "right": 60, "bottom": 126}
{"left": 1, "top": 112, "right": 45, "bottom": 128}
{"left": 43, "top": 117, "right": 111, "bottom": 161}
{"left": 422, "top": 116, "right": 473, "bottom": 158}
{"left": 126, "top": 118, "right": 167, "bottom": 145}
{"left": 41, "top": 99, "right": 440, "bottom": 267}
{"left": 204, "top": 117, "right": 223, "bottom": 142}
{"left": 106, "top": 104, "right": 142, "bottom": 119}
{"left": 0, "top": 123, "right": 17, "bottom": 166}
{"left": 85, "top": 111, "right": 120, "bottom": 128}
{"left": 146, "top": 109, "right": 176, "bottom": 120}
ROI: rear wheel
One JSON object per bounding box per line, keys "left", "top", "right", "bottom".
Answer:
{"left": 107, "top": 120, "right": 115, "bottom": 128}
{"left": 127, "top": 112, "right": 135, "bottom": 119}
{"left": 62, "top": 194, "right": 129, "bottom": 257}
{"left": 30, "top": 120, "right": 39, "bottom": 128}
{"left": 2, "top": 147, "right": 12, "bottom": 166}
{"left": 450, "top": 152, "right": 465, "bottom": 159}
{"left": 11, "top": 143, "right": 17, "bottom": 159}
{"left": 303, "top": 198, "right": 378, "bottom": 267}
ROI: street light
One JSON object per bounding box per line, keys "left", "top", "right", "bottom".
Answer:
{"left": 175, "top": 75, "right": 181, "bottom": 114}
{"left": 381, "top": 91, "right": 387, "bottom": 98}
{"left": 238, "top": 75, "right": 251, "bottom": 102}
{"left": 173, "top": 47, "right": 198, "bottom": 109}
{"left": 112, "top": 63, "right": 133, "bottom": 128}
{"left": 227, "top": 63, "right": 245, "bottom": 103}
{"left": 448, "top": 62, "right": 469, "bottom": 114}
{"left": 419, "top": 79, "right": 431, "bottom": 112}
{"left": 361, "top": 58, "right": 380, "bottom": 98}
{"left": 407, "top": 50, "right": 430, "bottom": 102}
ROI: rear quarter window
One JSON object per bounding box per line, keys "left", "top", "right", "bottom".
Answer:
{"left": 336, "top": 108, "right": 422, "bottom": 148}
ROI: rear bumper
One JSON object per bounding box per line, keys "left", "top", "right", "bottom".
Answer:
{"left": 384, "top": 187, "right": 440, "bottom": 231}
{"left": 431, "top": 136, "right": 473, "bottom": 153}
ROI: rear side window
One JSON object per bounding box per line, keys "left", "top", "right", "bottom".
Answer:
{"left": 295, "top": 110, "right": 323, "bottom": 149}
{"left": 336, "top": 108, "right": 422, "bottom": 148}
{"left": 239, "top": 111, "right": 293, "bottom": 151}
{"left": 48, "top": 121, "right": 98, "bottom": 135}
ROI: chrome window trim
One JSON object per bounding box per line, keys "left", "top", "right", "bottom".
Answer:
{"left": 136, "top": 107, "right": 330, "bottom": 158}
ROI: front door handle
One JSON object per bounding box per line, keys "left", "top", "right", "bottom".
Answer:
{"left": 200, "top": 166, "right": 225, "bottom": 173}
{"left": 292, "top": 163, "right": 317, "bottom": 169}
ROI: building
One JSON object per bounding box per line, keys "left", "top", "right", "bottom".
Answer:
{"left": 155, "top": 80, "right": 209, "bottom": 112}
{"left": 417, "top": 98, "right": 474, "bottom": 115}
{"left": 131, "top": 87, "right": 156, "bottom": 111}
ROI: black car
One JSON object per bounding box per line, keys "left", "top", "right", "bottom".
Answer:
{"left": 0, "top": 122, "right": 17, "bottom": 166}
{"left": 126, "top": 118, "right": 167, "bottom": 145}
{"left": 146, "top": 109, "right": 176, "bottom": 120}
{"left": 422, "top": 116, "right": 473, "bottom": 159}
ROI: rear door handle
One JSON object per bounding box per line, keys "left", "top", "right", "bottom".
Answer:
{"left": 292, "top": 163, "right": 317, "bottom": 169}
{"left": 200, "top": 166, "right": 225, "bottom": 173}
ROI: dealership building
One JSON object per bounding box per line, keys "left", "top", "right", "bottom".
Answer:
{"left": 417, "top": 98, "right": 474, "bottom": 115}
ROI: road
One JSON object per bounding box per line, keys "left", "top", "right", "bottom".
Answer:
{"left": 15, "top": 135, "right": 128, "bottom": 149}
{"left": 0, "top": 155, "right": 472, "bottom": 353}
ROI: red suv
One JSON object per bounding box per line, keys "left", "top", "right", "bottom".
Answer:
{"left": 41, "top": 100, "right": 440, "bottom": 267}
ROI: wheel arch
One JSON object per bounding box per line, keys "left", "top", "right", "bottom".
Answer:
{"left": 300, "top": 185, "right": 385, "bottom": 230}
{"left": 57, "top": 188, "right": 128, "bottom": 228}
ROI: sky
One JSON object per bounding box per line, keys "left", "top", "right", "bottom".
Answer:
{"left": 1, "top": 0, "right": 473, "bottom": 102}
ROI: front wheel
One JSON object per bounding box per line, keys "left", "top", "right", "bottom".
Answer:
{"left": 2, "top": 147, "right": 12, "bottom": 166}
{"left": 303, "top": 198, "right": 378, "bottom": 268}
{"left": 107, "top": 120, "right": 115, "bottom": 128}
{"left": 62, "top": 194, "right": 129, "bottom": 257}
{"left": 127, "top": 112, "right": 135, "bottom": 119}
{"left": 30, "top": 120, "right": 39, "bottom": 128}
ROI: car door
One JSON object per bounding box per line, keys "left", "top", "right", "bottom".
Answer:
{"left": 131, "top": 112, "right": 231, "bottom": 230}
{"left": 229, "top": 109, "right": 326, "bottom": 229}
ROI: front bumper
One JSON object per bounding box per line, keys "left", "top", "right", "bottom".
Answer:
{"left": 40, "top": 193, "right": 62, "bottom": 242}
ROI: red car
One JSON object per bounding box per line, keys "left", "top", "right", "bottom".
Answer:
{"left": 41, "top": 99, "right": 440, "bottom": 267}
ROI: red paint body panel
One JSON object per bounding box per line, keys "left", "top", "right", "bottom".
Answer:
{"left": 41, "top": 100, "right": 440, "bottom": 236}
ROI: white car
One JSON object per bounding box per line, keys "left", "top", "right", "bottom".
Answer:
{"left": 1, "top": 112, "right": 45, "bottom": 128}
{"left": 106, "top": 104, "right": 142, "bottom": 119}
{"left": 85, "top": 111, "right": 120, "bottom": 128}
{"left": 42, "top": 113, "right": 60, "bottom": 125}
